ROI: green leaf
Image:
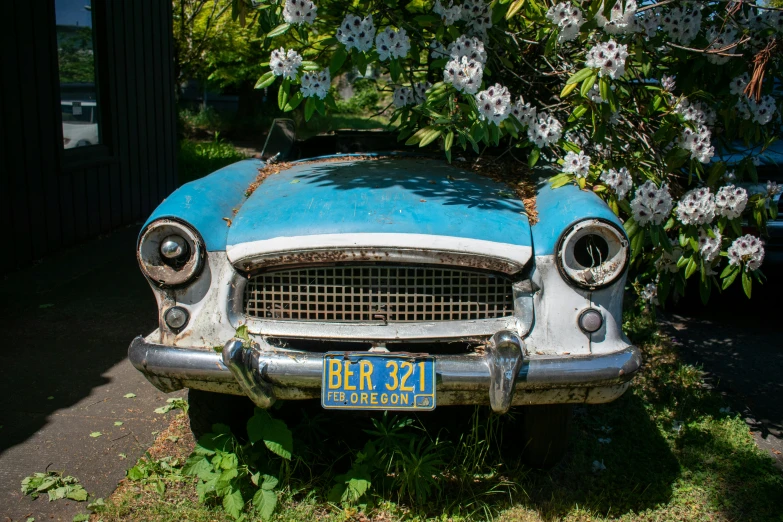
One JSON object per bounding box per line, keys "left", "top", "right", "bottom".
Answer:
{"left": 330, "top": 46, "right": 348, "bottom": 75}
{"left": 90, "top": 432, "right": 102, "bottom": 438}
{"left": 389, "top": 59, "right": 402, "bottom": 82}
{"left": 66, "top": 485, "right": 88, "bottom": 502}
{"left": 247, "top": 410, "right": 293, "bottom": 460}
{"left": 267, "top": 23, "right": 291, "bottom": 38}
{"left": 283, "top": 91, "right": 303, "bottom": 112}
{"left": 567, "top": 68, "right": 595, "bottom": 85}
{"left": 253, "top": 488, "right": 277, "bottom": 521}
{"left": 444, "top": 131, "right": 454, "bottom": 151}
{"left": 222, "top": 489, "right": 245, "bottom": 520}
{"left": 581, "top": 73, "right": 597, "bottom": 98}
{"left": 420, "top": 128, "right": 443, "bottom": 148}
{"left": 254, "top": 71, "right": 276, "bottom": 90}
{"left": 277, "top": 79, "right": 290, "bottom": 110}
{"left": 685, "top": 257, "right": 698, "bottom": 279}
{"left": 742, "top": 270, "right": 752, "bottom": 298}
{"left": 183, "top": 455, "right": 213, "bottom": 479}
{"left": 506, "top": 0, "right": 526, "bottom": 19}
{"left": 528, "top": 147, "right": 540, "bottom": 167}
{"left": 123, "top": 393, "right": 136, "bottom": 399}
{"left": 304, "top": 97, "right": 316, "bottom": 122}
{"left": 114, "top": 421, "right": 123, "bottom": 426}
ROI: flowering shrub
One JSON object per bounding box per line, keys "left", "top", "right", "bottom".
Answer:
{"left": 248, "top": 0, "right": 783, "bottom": 303}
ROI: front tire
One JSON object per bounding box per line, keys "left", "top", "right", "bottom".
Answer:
{"left": 187, "top": 389, "right": 255, "bottom": 441}
{"left": 521, "top": 404, "right": 573, "bottom": 469}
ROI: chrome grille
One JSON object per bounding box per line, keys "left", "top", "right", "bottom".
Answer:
{"left": 244, "top": 265, "right": 515, "bottom": 322}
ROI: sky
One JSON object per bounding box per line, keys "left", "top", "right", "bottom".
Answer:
{"left": 55, "top": 0, "right": 93, "bottom": 27}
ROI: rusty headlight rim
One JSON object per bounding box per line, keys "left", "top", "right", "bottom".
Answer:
{"left": 555, "top": 218, "right": 629, "bottom": 291}
{"left": 137, "top": 218, "right": 205, "bottom": 288}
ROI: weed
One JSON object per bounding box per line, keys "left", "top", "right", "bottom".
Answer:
{"left": 155, "top": 397, "right": 190, "bottom": 415}
{"left": 21, "top": 470, "right": 88, "bottom": 502}
{"left": 126, "top": 453, "right": 183, "bottom": 497}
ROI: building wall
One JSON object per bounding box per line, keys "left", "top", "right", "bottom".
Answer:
{"left": 0, "top": 0, "right": 177, "bottom": 273}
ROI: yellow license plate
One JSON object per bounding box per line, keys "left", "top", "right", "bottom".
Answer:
{"left": 321, "top": 352, "right": 436, "bottom": 410}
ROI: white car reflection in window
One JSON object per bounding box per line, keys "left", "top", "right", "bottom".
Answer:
{"left": 61, "top": 100, "right": 98, "bottom": 149}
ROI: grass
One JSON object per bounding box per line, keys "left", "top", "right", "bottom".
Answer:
{"left": 94, "top": 311, "right": 783, "bottom": 521}
{"left": 178, "top": 137, "right": 246, "bottom": 185}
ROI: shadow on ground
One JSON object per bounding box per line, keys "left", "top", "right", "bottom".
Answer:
{"left": 0, "top": 225, "right": 179, "bottom": 521}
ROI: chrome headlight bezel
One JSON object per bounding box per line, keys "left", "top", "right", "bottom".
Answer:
{"left": 555, "top": 218, "right": 629, "bottom": 290}
{"left": 137, "top": 219, "right": 205, "bottom": 288}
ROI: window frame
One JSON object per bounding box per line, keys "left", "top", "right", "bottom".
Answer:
{"left": 54, "top": 0, "right": 118, "bottom": 172}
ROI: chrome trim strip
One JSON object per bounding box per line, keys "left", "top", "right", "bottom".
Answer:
{"left": 129, "top": 336, "right": 641, "bottom": 402}
{"left": 227, "top": 233, "right": 532, "bottom": 274}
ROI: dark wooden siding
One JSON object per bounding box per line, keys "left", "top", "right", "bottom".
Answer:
{"left": 0, "top": 0, "right": 177, "bottom": 274}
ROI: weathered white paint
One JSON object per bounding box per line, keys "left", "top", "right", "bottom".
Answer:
{"left": 226, "top": 233, "right": 533, "bottom": 269}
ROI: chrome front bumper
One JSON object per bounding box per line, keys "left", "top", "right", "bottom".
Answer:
{"left": 128, "top": 334, "right": 641, "bottom": 413}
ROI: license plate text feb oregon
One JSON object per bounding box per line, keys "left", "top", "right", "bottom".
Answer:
{"left": 321, "top": 353, "right": 436, "bottom": 410}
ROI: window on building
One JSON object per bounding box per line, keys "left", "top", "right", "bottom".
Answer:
{"left": 55, "top": 0, "right": 101, "bottom": 149}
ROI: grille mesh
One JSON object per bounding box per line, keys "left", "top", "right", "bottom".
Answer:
{"left": 244, "top": 265, "right": 515, "bottom": 322}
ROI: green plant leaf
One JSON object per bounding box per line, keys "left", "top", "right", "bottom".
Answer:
{"left": 247, "top": 410, "right": 293, "bottom": 460}
{"left": 261, "top": 474, "right": 279, "bottom": 490}
{"left": 267, "top": 23, "right": 291, "bottom": 38}
{"left": 90, "top": 432, "right": 102, "bottom": 438}
{"left": 304, "top": 97, "right": 316, "bottom": 121}
{"left": 742, "top": 270, "right": 752, "bottom": 298}
{"left": 566, "top": 67, "right": 595, "bottom": 85}
{"left": 685, "top": 257, "right": 698, "bottom": 279}
{"left": 330, "top": 46, "right": 348, "bottom": 74}
{"left": 123, "top": 393, "right": 136, "bottom": 399}
{"left": 254, "top": 71, "right": 276, "bottom": 90}
{"left": 528, "top": 147, "right": 540, "bottom": 167}
{"left": 222, "top": 488, "right": 244, "bottom": 520}
{"left": 277, "top": 79, "right": 290, "bottom": 110}
{"left": 253, "top": 488, "right": 277, "bottom": 521}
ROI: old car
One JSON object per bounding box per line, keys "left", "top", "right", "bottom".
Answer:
{"left": 129, "top": 153, "right": 641, "bottom": 466}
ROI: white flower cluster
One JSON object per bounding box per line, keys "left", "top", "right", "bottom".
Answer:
{"left": 676, "top": 187, "right": 715, "bottom": 225}
{"left": 444, "top": 56, "right": 483, "bottom": 94}
{"left": 640, "top": 283, "right": 658, "bottom": 305}
{"left": 675, "top": 98, "right": 715, "bottom": 126}
{"left": 714, "top": 184, "right": 748, "bottom": 219}
{"left": 448, "top": 35, "right": 487, "bottom": 64}
{"left": 661, "top": 5, "right": 702, "bottom": 44}
{"left": 375, "top": 27, "right": 410, "bottom": 61}
{"left": 601, "top": 167, "right": 632, "bottom": 199}
{"left": 475, "top": 83, "right": 511, "bottom": 125}
{"left": 661, "top": 75, "right": 676, "bottom": 92}
{"left": 393, "top": 86, "right": 413, "bottom": 108}
{"left": 527, "top": 112, "right": 563, "bottom": 148}
{"left": 510, "top": 98, "right": 537, "bottom": 127}
{"left": 595, "top": 0, "right": 637, "bottom": 35}
{"left": 546, "top": 3, "right": 585, "bottom": 42}
{"left": 462, "top": 0, "right": 492, "bottom": 34}
{"left": 767, "top": 180, "right": 783, "bottom": 198}
{"left": 562, "top": 151, "right": 591, "bottom": 178}
{"left": 728, "top": 234, "right": 765, "bottom": 271}
{"left": 631, "top": 181, "right": 673, "bottom": 226}
{"left": 433, "top": 0, "right": 462, "bottom": 25}
{"left": 706, "top": 26, "right": 738, "bottom": 65}
{"left": 634, "top": 10, "right": 659, "bottom": 37}
{"left": 698, "top": 227, "right": 722, "bottom": 262}
{"left": 729, "top": 73, "right": 749, "bottom": 96}
{"left": 283, "top": 0, "right": 317, "bottom": 25}
{"left": 337, "top": 15, "right": 376, "bottom": 52}
{"left": 656, "top": 247, "right": 683, "bottom": 273}
{"left": 393, "top": 82, "right": 432, "bottom": 107}
{"left": 300, "top": 69, "right": 330, "bottom": 99}
{"left": 746, "top": 8, "right": 783, "bottom": 33}
{"left": 737, "top": 95, "right": 777, "bottom": 125}
{"left": 269, "top": 48, "right": 302, "bottom": 79}
{"left": 585, "top": 40, "right": 629, "bottom": 79}
{"left": 680, "top": 125, "right": 715, "bottom": 164}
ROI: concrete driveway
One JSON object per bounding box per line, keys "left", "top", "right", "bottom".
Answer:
{"left": 0, "top": 226, "right": 183, "bottom": 521}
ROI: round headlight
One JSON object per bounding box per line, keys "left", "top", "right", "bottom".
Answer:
{"left": 137, "top": 220, "right": 205, "bottom": 287}
{"left": 555, "top": 219, "right": 629, "bottom": 290}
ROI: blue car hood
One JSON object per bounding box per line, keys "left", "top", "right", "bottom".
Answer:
{"left": 226, "top": 157, "right": 533, "bottom": 272}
